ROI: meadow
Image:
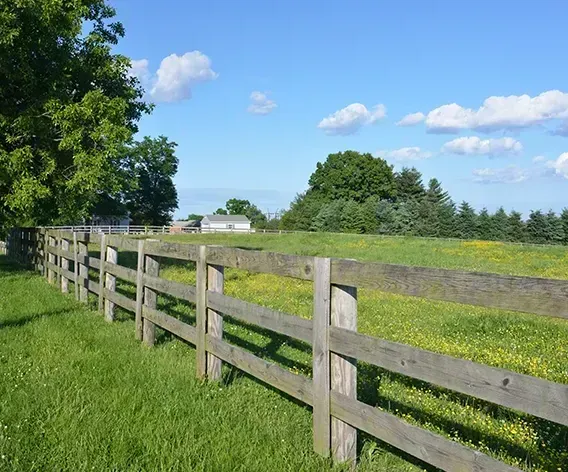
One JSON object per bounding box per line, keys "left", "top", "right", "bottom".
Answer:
{"left": 1, "top": 232, "right": 568, "bottom": 471}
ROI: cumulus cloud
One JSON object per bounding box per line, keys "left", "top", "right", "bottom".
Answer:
{"left": 546, "top": 152, "right": 568, "bottom": 179}
{"left": 441, "top": 136, "right": 522, "bottom": 156}
{"left": 129, "top": 52, "right": 218, "bottom": 103}
{"left": 317, "top": 103, "right": 386, "bottom": 135}
{"left": 552, "top": 120, "right": 568, "bottom": 136}
{"left": 396, "top": 112, "right": 425, "bottom": 126}
{"left": 247, "top": 91, "right": 277, "bottom": 115}
{"left": 425, "top": 90, "right": 568, "bottom": 133}
{"left": 532, "top": 155, "right": 546, "bottom": 163}
{"left": 379, "top": 147, "right": 432, "bottom": 161}
{"left": 472, "top": 166, "right": 529, "bottom": 184}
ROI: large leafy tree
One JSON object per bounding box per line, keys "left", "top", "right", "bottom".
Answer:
{"left": 0, "top": 0, "right": 150, "bottom": 226}
{"left": 124, "top": 136, "right": 178, "bottom": 226}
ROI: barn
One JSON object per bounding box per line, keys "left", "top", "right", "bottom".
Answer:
{"left": 200, "top": 215, "right": 251, "bottom": 233}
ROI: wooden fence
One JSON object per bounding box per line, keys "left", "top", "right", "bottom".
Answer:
{"left": 5, "top": 227, "right": 568, "bottom": 472}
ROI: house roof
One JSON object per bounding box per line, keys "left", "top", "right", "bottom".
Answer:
{"left": 172, "top": 220, "right": 198, "bottom": 227}
{"left": 203, "top": 214, "right": 250, "bottom": 223}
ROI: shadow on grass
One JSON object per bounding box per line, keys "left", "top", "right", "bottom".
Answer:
{"left": 0, "top": 307, "right": 76, "bottom": 329}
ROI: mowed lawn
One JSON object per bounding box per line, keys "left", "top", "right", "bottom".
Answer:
{"left": 0, "top": 257, "right": 414, "bottom": 472}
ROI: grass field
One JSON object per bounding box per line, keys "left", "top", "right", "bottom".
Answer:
{"left": 2, "top": 232, "right": 568, "bottom": 471}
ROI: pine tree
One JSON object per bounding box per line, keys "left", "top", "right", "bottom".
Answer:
{"left": 416, "top": 199, "right": 439, "bottom": 237}
{"left": 476, "top": 208, "right": 494, "bottom": 240}
{"left": 360, "top": 196, "right": 379, "bottom": 234}
{"left": 376, "top": 200, "right": 396, "bottom": 234}
{"left": 341, "top": 200, "right": 365, "bottom": 233}
{"left": 456, "top": 201, "right": 477, "bottom": 239}
{"left": 560, "top": 208, "right": 568, "bottom": 245}
{"left": 425, "top": 178, "right": 450, "bottom": 205}
{"left": 546, "top": 210, "right": 564, "bottom": 244}
{"left": 507, "top": 211, "right": 525, "bottom": 242}
{"left": 395, "top": 167, "right": 426, "bottom": 202}
{"left": 311, "top": 200, "right": 345, "bottom": 232}
{"left": 526, "top": 210, "right": 548, "bottom": 243}
{"left": 438, "top": 201, "right": 457, "bottom": 238}
{"left": 392, "top": 201, "right": 420, "bottom": 235}
{"left": 491, "top": 207, "right": 508, "bottom": 241}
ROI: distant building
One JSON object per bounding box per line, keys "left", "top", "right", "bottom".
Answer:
{"left": 89, "top": 215, "right": 131, "bottom": 226}
{"left": 170, "top": 219, "right": 200, "bottom": 233}
{"left": 201, "top": 215, "right": 251, "bottom": 233}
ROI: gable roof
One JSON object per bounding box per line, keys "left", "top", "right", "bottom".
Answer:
{"left": 203, "top": 214, "right": 250, "bottom": 223}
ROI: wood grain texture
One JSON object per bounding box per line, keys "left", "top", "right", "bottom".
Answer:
{"left": 48, "top": 236, "right": 55, "bottom": 284}
{"left": 145, "top": 240, "right": 198, "bottom": 261}
{"left": 312, "top": 257, "right": 331, "bottom": 457}
{"left": 106, "top": 234, "right": 139, "bottom": 251}
{"left": 43, "top": 231, "right": 48, "bottom": 279}
{"left": 195, "top": 245, "right": 208, "bottom": 379}
{"left": 143, "top": 254, "right": 159, "bottom": 347}
{"left": 207, "top": 291, "right": 312, "bottom": 344}
{"left": 104, "top": 245, "right": 117, "bottom": 322}
{"left": 98, "top": 234, "right": 106, "bottom": 312}
{"left": 207, "top": 263, "right": 224, "bottom": 381}
{"left": 331, "top": 391, "right": 521, "bottom": 472}
{"left": 103, "top": 288, "right": 136, "bottom": 312}
{"left": 135, "top": 240, "right": 145, "bottom": 341}
{"left": 330, "top": 327, "right": 568, "bottom": 426}
{"left": 330, "top": 284, "right": 357, "bottom": 465}
{"left": 73, "top": 233, "right": 79, "bottom": 301}
{"left": 142, "top": 305, "right": 197, "bottom": 345}
{"left": 60, "top": 239, "right": 70, "bottom": 293}
{"left": 104, "top": 261, "right": 137, "bottom": 283}
{"left": 207, "top": 246, "right": 314, "bottom": 280}
{"left": 206, "top": 335, "right": 313, "bottom": 405}
{"left": 331, "top": 259, "right": 568, "bottom": 319}
{"left": 142, "top": 273, "right": 196, "bottom": 302}
{"left": 77, "top": 240, "right": 89, "bottom": 303}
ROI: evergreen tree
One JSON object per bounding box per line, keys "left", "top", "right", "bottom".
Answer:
{"left": 311, "top": 200, "right": 345, "bottom": 232}
{"left": 376, "top": 200, "right": 396, "bottom": 234}
{"left": 507, "top": 211, "right": 525, "bottom": 242}
{"left": 560, "top": 208, "right": 568, "bottom": 245}
{"left": 392, "top": 201, "right": 420, "bottom": 235}
{"left": 395, "top": 167, "right": 426, "bottom": 202}
{"left": 341, "top": 200, "right": 365, "bottom": 233}
{"left": 456, "top": 202, "right": 478, "bottom": 239}
{"left": 438, "top": 201, "right": 457, "bottom": 238}
{"left": 526, "top": 210, "right": 548, "bottom": 243}
{"left": 491, "top": 207, "right": 509, "bottom": 241}
{"left": 281, "top": 193, "right": 323, "bottom": 231}
{"left": 360, "top": 196, "right": 379, "bottom": 234}
{"left": 546, "top": 210, "right": 564, "bottom": 244}
{"left": 415, "top": 199, "right": 439, "bottom": 237}
{"left": 476, "top": 208, "right": 494, "bottom": 240}
{"left": 425, "top": 178, "right": 450, "bottom": 205}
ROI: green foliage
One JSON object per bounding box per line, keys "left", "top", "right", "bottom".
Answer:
{"left": 425, "top": 178, "right": 450, "bottom": 205}
{"left": 360, "top": 196, "right": 379, "bottom": 234}
{"left": 340, "top": 200, "right": 365, "bottom": 233}
{"left": 226, "top": 198, "right": 251, "bottom": 215}
{"left": 437, "top": 201, "right": 457, "bottom": 238}
{"left": 214, "top": 208, "right": 228, "bottom": 215}
{"left": 280, "top": 193, "right": 322, "bottom": 231}
{"left": 546, "top": 210, "right": 564, "bottom": 244}
{"left": 507, "top": 211, "right": 526, "bottom": 242}
{"left": 125, "top": 136, "right": 178, "bottom": 226}
{"left": 395, "top": 167, "right": 426, "bottom": 202}
{"left": 491, "top": 207, "right": 508, "bottom": 241}
{"left": 0, "top": 0, "right": 150, "bottom": 226}
{"left": 311, "top": 200, "right": 345, "bottom": 232}
{"left": 220, "top": 198, "right": 266, "bottom": 226}
{"left": 476, "top": 208, "right": 494, "bottom": 240}
{"left": 456, "top": 201, "right": 478, "bottom": 239}
{"left": 186, "top": 214, "right": 203, "bottom": 221}
{"left": 308, "top": 150, "right": 396, "bottom": 203}
{"left": 526, "top": 210, "right": 548, "bottom": 244}
{"left": 561, "top": 208, "right": 568, "bottom": 245}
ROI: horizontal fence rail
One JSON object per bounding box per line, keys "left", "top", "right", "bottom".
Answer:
{"left": 4, "top": 227, "right": 568, "bottom": 472}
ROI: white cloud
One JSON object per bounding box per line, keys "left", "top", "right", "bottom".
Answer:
{"left": 552, "top": 120, "right": 568, "bottom": 136}
{"left": 396, "top": 112, "right": 425, "bottom": 126}
{"left": 247, "top": 91, "right": 277, "bottom": 115}
{"left": 425, "top": 90, "right": 568, "bottom": 133}
{"left": 379, "top": 147, "right": 432, "bottom": 161}
{"left": 472, "top": 166, "right": 529, "bottom": 184}
{"left": 132, "top": 51, "right": 218, "bottom": 103}
{"left": 532, "top": 155, "right": 546, "bottom": 163}
{"left": 441, "top": 136, "right": 522, "bottom": 156}
{"left": 546, "top": 152, "right": 568, "bottom": 179}
{"left": 317, "top": 103, "right": 386, "bottom": 135}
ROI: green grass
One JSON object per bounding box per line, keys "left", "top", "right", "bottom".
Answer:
{"left": 0, "top": 256, "right": 417, "bottom": 472}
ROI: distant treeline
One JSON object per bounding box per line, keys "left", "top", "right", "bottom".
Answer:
{"left": 270, "top": 151, "right": 568, "bottom": 245}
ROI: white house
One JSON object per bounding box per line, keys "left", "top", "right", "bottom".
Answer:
{"left": 201, "top": 215, "right": 251, "bottom": 233}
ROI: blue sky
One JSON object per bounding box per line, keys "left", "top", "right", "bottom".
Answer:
{"left": 112, "top": 0, "right": 568, "bottom": 218}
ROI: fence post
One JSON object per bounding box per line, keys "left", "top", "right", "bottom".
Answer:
{"left": 143, "top": 250, "right": 159, "bottom": 346}
{"left": 196, "top": 245, "right": 207, "bottom": 379}
{"left": 61, "top": 237, "right": 70, "bottom": 293}
{"left": 312, "top": 257, "right": 332, "bottom": 457}
{"left": 207, "top": 261, "right": 224, "bottom": 380}
{"left": 73, "top": 233, "right": 79, "bottom": 300}
{"left": 44, "top": 230, "right": 49, "bottom": 279}
{"left": 104, "top": 244, "right": 118, "bottom": 321}
{"left": 98, "top": 234, "right": 107, "bottom": 312}
{"left": 55, "top": 234, "right": 61, "bottom": 288}
{"left": 331, "top": 284, "right": 358, "bottom": 464}
{"left": 135, "top": 240, "right": 145, "bottom": 341}
{"left": 48, "top": 234, "right": 56, "bottom": 284}
{"left": 77, "top": 235, "right": 89, "bottom": 303}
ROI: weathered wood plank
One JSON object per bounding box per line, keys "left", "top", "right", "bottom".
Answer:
{"left": 104, "top": 245, "right": 118, "bottom": 321}
{"left": 48, "top": 235, "right": 56, "bottom": 284}
{"left": 103, "top": 288, "right": 136, "bottom": 312}
{"left": 313, "top": 257, "right": 331, "bottom": 457}
{"left": 106, "top": 234, "right": 140, "bottom": 251}
{"left": 330, "top": 284, "right": 357, "bottom": 465}
{"left": 207, "top": 292, "right": 312, "bottom": 344}
{"left": 98, "top": 234, "right": 106, "bottom": 312}
{"left": 195, "top": 246, "right": 207, "bottom": 379}
{"left": 77, "top": 239, "right": 89, "bottom": 303}
{"left": 73, "top": 233, "right": 79, "bottom": 301}
{"left": 43, "top": 231, "right": 49, "bottom": 279}
{"left": 135, "top": 240, "right": 145, "bottom": 341}
{"left": 330, "top": 327, "right": 568, "bottom": 426}
{"left": 145, "top": 240, "right": 198, "bottom": 261}
{"left": 330, "top": 391, "right": 521, "bottom": 472}
{"left": 331, "top": 259, "right": 568, "bottom": 319}
{"left": 142, "top": 273, "right": 196, "bottom": 302}
{"left": 207, "top": 246, "right": 314, "bottom": 280}
{"left": 206, "top": 335, "right": 313, "bottom": 405}
{"left": 142, "top": 305, "right": 197, "bottom": 345}
{"left": 105, "top": 261, "right": 137, "bottom": 283}
{"left": 143, "top": 253, "right": 159, "bottom": 347}
{"left": 60, "top": 238, "right": 70, "bottom": 294}
{"left": 207, "top": 263, "right": 224, "bottom": 381}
